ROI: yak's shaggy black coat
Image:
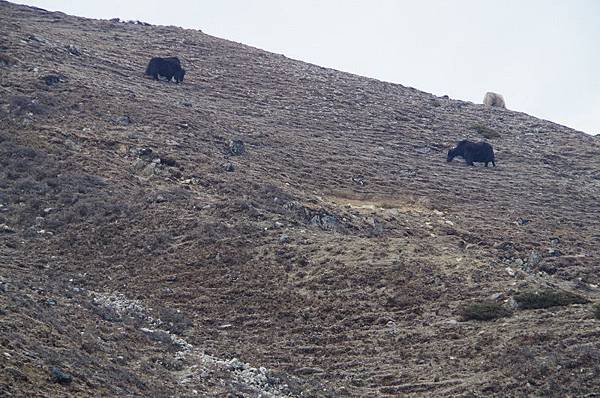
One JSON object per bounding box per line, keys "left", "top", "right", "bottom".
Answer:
{"left": 145, "top": 57, "right": 185, "bottom": 83}
{"left": 447, "top": 140, "right": 496, "bottom": 167}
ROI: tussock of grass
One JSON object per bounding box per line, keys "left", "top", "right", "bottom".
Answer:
{"left": 471, "top": 124, "right": 501, "bottom": 139}
{"left": 0, "top": 53, "right": 16, "bottom": 66}
{"left": 593, "top": 303, "right": 600, "bottom": 320}
{"left": 461, "top": 301, "right": 512, "bottom": 321}
{"left": 513, "top": 289, "right": 589, "bottom": 310}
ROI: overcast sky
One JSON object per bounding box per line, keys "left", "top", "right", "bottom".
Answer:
{"left": 20, "top": 0, "right": 600, "bottom": 135}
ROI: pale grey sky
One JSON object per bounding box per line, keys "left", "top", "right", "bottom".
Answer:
{"left": 20, "top": 1, "right": 600, "bottom": 134}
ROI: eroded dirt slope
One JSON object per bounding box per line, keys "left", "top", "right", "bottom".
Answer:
{"left": 1, "top": 2, "right": 600, "bottom": 397}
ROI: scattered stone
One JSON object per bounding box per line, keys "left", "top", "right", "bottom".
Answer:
{"left": 50, "top": 367, "right": 73, "bottom": 384}
{"left": 181, "top": 101, "right": 192, "bottom": 107}
{"left": 228, "top": 140, "right": 245, "bottom": 156}
{"left": 279, "top": 234, "right": 289, "bottom": 243}
{"left": 64, "top": 138, "right": 80, "bottom": 151}
{"left": 310, "top": 214, "right": 340, "bottom": 231}
{"left": 27, "top": 35, "right": 43, "bottom": 43}
{"left": 131, "top": 147, "right": 155, "bottom": 161}
{"left": 159, "top": 157, "right": 177, "bottom": 167}
{"left": 5, "top": 367, "right": 28, "bottom": 381}
{"left": 109, "top": 17, "right": 120, "bottom": 22}
{"left": 141, "top": 162, "right": 158, "bottom": 177}
{"left": 370, "top": 219, "right": 384, "bottom": 237}
{"left": 506, "top": 297, "right": 519, "bottom": 309}
{"left": 547, "top": 248, "right": 562, "bottom": 257}
{"left": 46, "top": 299, "right": 57, "bottom": 306}
{"left": 505, "top": 267, "right": 516, "bottom": 277}
{"left": 132, "top": 158, "right": 147, "bottom": 172}
{"left": 515, "top": 217, "right": 530, "bottom": 226}
{"left": 496, "top": 241, "right": 514, "bottom": 251}
{"left": 295, "top": 367, "right": 324, "bottom": 375}
{"left": 550, "top": 237, "right": 561, "bottom": 245}
{"left": 127, "top": 20, "right": 151, "bottom": 26}
{"left": 0, "top": 53, "right": 15, "bottom": 67}
{"left": 115, "top": 115, "right": 131, "bottom": 125}
{"left": 66, "top": 44, "right": 81, "bottom": 56}
{"left": 42, "top": 74, "right": 62, "bottom": 86}
{"left": 0, "top": 224, "right": 16, "bottom": 234}
{"left": 488, "top": 292, "right": 504, "bottom": 301}
{"left": 351, "top": 176, "right": 366, "bottom": 186}
{"left": 528, "top": 250, "right": 542, "bottom": 267}
{"left": 227, "top": 358, "right": 247, "bottom": 371}
{"left": 140, "top": 328, "right": 172, "bottom": 345}
{"left": 222, "top": 162, "right": 235, "bottom": 172}
{"left": 514, "top": 258, "right": 524, "bottom": 267}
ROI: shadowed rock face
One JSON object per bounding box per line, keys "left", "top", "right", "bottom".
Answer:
{"left": 1, "top": 2, "right": 600, "bottom": 397}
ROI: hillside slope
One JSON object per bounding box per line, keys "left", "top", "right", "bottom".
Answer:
{"left": 2, "top": 2, "right": 600, "bottom": 397}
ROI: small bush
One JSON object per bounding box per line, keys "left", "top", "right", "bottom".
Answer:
{"left": 158, "top": 308, "right": 193, "bottom": 335}
{"left": 0, "top": 53, "right": 16, "bottom": 66}
{"left": 593, "top": 303, "right": 600, "bottom": 320}
{"left": 471, "top": 124, "right": 500, "bottom": 139}
{"left": 461, "top": 301, "right": 512, "bottom": 321}
{"left": 513, "top": 289, "right": 589, "bottom": 310}
{"left": 8, "top": 95, "right": 48, "bottom": 116}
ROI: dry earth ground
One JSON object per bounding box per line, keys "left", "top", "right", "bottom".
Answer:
{"left": 1, "top": 2, "right": 600, "bottom": 397}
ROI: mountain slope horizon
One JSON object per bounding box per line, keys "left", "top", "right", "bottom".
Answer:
{"left": 2, "top": 1, "right": 600, "bottom": 397}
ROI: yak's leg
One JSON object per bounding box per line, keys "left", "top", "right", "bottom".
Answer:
{"left": 492, "top": 160, "right": 496, "bottom": 167}
{"left": 153, "top": 73, "right": 159, "bottom": 80}
{"left": 464, "top": 155, "right": 474, "bottom": 166}
{"left": 485, "top": 162, "right": 489, "bottom": 167}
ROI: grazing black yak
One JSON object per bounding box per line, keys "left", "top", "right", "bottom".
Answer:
{"left": 447, "top": 140, "right": 496, "bottom": 167}
{"left": 145, "top": 56, "right": 185, "bottom": 83}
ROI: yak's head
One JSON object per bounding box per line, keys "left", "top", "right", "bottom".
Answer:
{"left": 447, "top": 140, "right": 467, "bottom": 162}
{"left": 447, "top": 148, "right": 456, "bottom": 162}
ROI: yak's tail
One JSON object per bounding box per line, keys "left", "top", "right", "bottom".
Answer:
{"left": 144, "top": 59, "right": 154, "bottom": 76}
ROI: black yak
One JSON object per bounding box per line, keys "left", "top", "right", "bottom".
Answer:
{"left": 447, "top": 140, "right": 496, "bottom": 167}
{"left": 145, "top": 56, "right": 185, "bottom": 83}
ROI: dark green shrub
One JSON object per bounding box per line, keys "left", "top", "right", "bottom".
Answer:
{"left": 471, "top": 124, "right": 500, "bottom": 139}
{"left": 461, "top": 301, "right": 512, "bottom": 321}
{"left": 513, "top": 289, "right": 589, "bottom": 310}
